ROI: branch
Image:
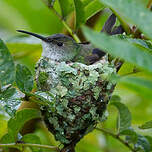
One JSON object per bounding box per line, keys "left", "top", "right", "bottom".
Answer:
{"left": 0, "top": 143, "right": 60, "bottom": 152}
{"left": 96, "top": 128, "right": 137, "bottom": 152}
{"left": 41, "top": 0, "right": 81, "bottom": 43}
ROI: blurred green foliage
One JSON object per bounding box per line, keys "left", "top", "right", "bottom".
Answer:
{"left": 0, "top": 0, "right": 152, "bottom": 152}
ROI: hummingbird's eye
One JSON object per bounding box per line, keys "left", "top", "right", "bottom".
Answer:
{"left": 57, "top": 42, "right": 63, "bottom": 47}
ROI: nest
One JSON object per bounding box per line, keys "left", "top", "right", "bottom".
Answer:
{"left": 35, "top": 57, "right": 116, "bottom": 151}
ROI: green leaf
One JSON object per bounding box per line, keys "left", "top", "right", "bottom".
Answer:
{"left": 0, "top": 87, "right": 16, "bottom": 100}
{"left": 0, "top": 87, "right": 22, "bottom": 116}
{"left": 0, "top": 109, "right": 41, "bottom": 150}
{"left": 7, "top": 43, "right": 41, "bottom": 72}
{"left": 8, "top": 109, "right": 41, "bottom": 139}
{"left": 99, "top": 0, "right": 152, "bottom": 39}
{"left": 0, "top": 119, "right": 7, "bottom": 139}
{"left": 139, "top": 120, "right": 152, "bottom": 129}
{"left": 82, "top": 0, "right": 92, "bottom": 6}
{"left": 127, "top": 38, "right": 152, "bottom": 51}
{"left": 120, "top": 128, "right": 138, "bottom": 144}
{"left": 0, "top": 105, "right": 9, "bottom": 120}
{"left": 73, "top": 0, "right": 85, "bottom": 29}
{"left": 58, "top": 0, "right": 74, "bottom": 19}
{"left": 0, "top": 1, "right": 29, "bottom": 32}
{"left": 0, "top": 133, "right": 16, "bottom": 144}
{"left": 116, "top": 35, "right": 152, "bottom": 52}
{"left": 135, "top": 135, "right": 151, "bottom": 152}
{"left": 16, "top": 64, "right": 34, "bottom": 92}
{"left": 0, "top": 39, "right": 15, "bottom": 87}
{"left": 1, "top": 109, "right": 41, "bottom": 143}
{"left": 22, "top": 133, "right": 41, "bottom": 152}
{"left": 110, "top": 95, "right": 121, "bottom": 102}
{"left": 120, "top": 77, "right": 152, "bottom": 100}
{"left": 84, "top": 0, "right": 104, "bottom": 21}
{"left": 111, "top": 102, "right": 131, "bottom": 132}
{"left": 145, "top": 136, "right": 152, "bottom": 151}
{"left": 82, "top": 26, "right": 152, "bottom": 72}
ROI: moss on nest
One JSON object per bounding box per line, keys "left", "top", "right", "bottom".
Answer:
{"left": 36, "top": 57, "right": 116, "bottom": 145}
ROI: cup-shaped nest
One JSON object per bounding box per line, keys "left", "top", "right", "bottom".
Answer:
{"left": 35, "top": 57, "right": 116, "bottom": 149}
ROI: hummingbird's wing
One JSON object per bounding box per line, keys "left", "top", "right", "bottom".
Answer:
{"left": 85, "top": 48, "right": 106, "bottom": 65}
{"left": 85, "top": 54, "right": 100, "bottom": 65}
{"left": 77, "top": 43, "right": 106, "bottom": 65}
{"left": 77, "top": 13, "right": 125, "bottom": 65}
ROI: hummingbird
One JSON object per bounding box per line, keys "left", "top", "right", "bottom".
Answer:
{"left": 16, "top": 30, "right": 105, "bottom": 65}
{"left": 17, "top": 13, "right": 124, "bottom": 90}
{"left": 17, "top": 13, "right": 124, "bottom": 65}
{"left": 16, "top": 14, "right": 124, "bottom": 151}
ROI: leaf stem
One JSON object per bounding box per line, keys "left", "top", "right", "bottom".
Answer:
{"left": 24, "top": 92, "right": 51, "bottom": 106}
{"left": 96, "top": 128, "right": 137, "bottom": 152}
{"left": 42, "top": 0, "right": 81, "bottom": 43}
{"left": 0, "top": 143, "right": 60, "bottom": 151}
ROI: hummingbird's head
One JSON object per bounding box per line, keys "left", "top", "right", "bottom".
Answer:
{"left": 17, "top": 30, "right": 80, "bottom": 62}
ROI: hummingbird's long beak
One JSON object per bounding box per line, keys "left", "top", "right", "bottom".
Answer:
{"left": 16, "top": 30, "right": 48, "bottom": 42}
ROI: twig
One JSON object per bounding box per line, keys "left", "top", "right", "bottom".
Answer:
{"left": 42, "top": 0, "right": 81, "bottom": 43}
{"left": 0, "top": 143, "right": 60, "bottom": 152}
{"left": 96, "top": 128, "right": 137, "bottom": 152}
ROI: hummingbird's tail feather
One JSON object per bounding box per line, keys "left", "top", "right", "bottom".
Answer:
{"left": 101, "top": 14, "right": 116, "bottom": 34}
{"left": 16, "top": 30, "right": 48, "bottom": 41}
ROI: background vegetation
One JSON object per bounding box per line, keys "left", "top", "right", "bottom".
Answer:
{"left": 0, "top": 0, "right": 152, "bottom": 152}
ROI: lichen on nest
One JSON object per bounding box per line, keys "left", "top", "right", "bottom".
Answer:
{"left": 35, "top": 56, "right": 116, "bottom": 146}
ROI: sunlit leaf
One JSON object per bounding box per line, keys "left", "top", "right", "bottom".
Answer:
{"left": 83, "top": 26, "right": 152, "bottom": 72}
{"left": 1, "top": 108, "right": 41, "bottom": 146}
{"left": 0, "top": 120, "right": 7, "bottom": 140}
{"left": 110, "top": 95, "right": 121, "bottom": 102}
{"left": 120, "top": 77, "right": 152, "bottom": 100}
{"left": 73, "top": 0, "right": 85, "bottom": 29}
{"left": 99, "top": 0, "right": 152, "bottom": 39}
{"left": 2, "top": 0, "right": 63, "bottom": 34}
{"left": 111, "top": 102, "right": 131, "bottom": 132}
{"left": 8, "top": 109, "right": 41, "bottom": 138}
{"left": 58, "top": 0, "right": 74, "bottom": 19}
{"left": 139, "top": 120, "right": 152, "bottom": 129}
{"left": 0, "top": 39, "right": 15, "bottom": 86}
{"left": 84, "top": 0, "right": 104, "bottom": 21}
{"left": 0, "top": 105, "right": 9, "bottom": 120}
{"left": 1, "top": 109, "right": 41, "bottom": 144}
{"left": 0, "top": 133, "right": 16, "bottom": 144}
{"left": 22, "top": 133, "right": 41, "bottom": 152}
{"left": 0, "top": 1, "right": 29, "bottom": 32}
{"left": 7, "top": 43, "right": 41, "bottom": 72}
{"left": 82, "top": 0, "right": 92, "bottom": 6}
{"left": 16, "top": 64, "right": 34, "bottom": 92}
